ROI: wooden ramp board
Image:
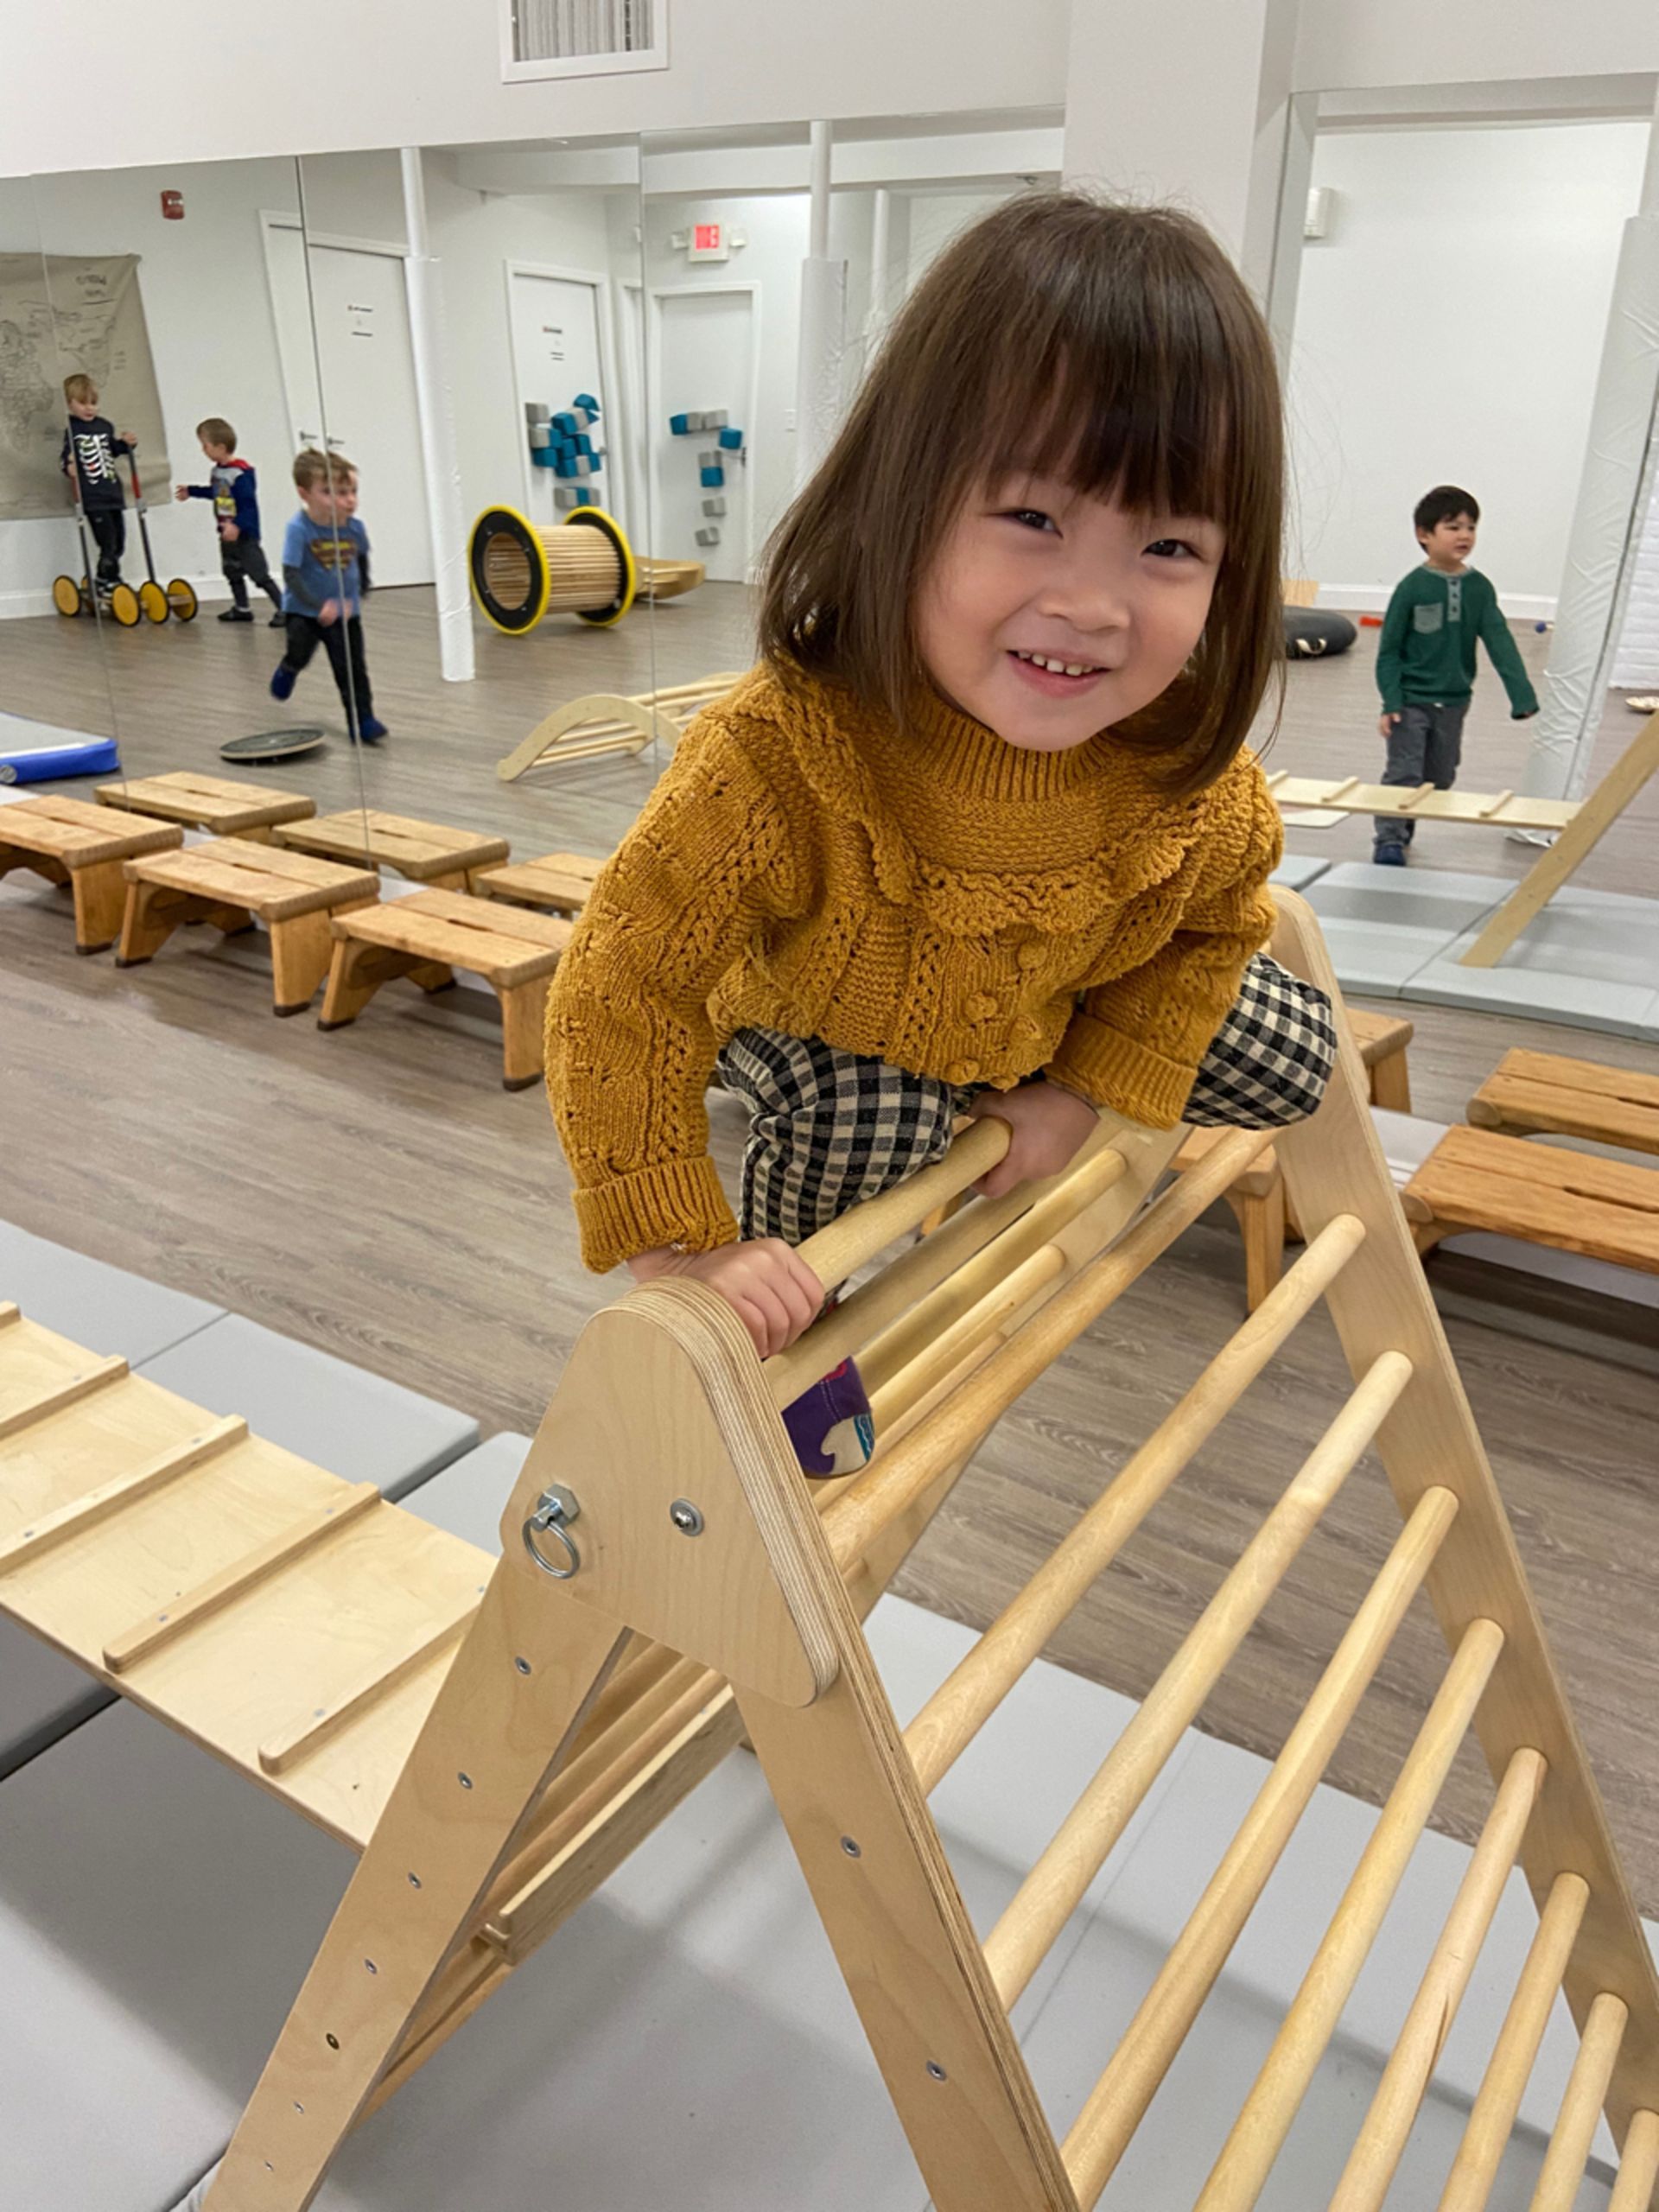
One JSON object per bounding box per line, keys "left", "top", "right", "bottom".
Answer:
{"left": 118, "top": 838, "right": 380, "bottom": 1014}
{"left": 95, "top": 772, "right": 318, "bottom": 840}
{"left": 496, "top": 671, "right": 743, "bottom": 782}
{"left": 0, "top": 794, "right": 184, "bottom": 952}
{"left": 202, "top": 892, "right": 1659, "bottom": 2212}
{"left": 474, "top": 849, "right": 604, "bottom": 915}
{"left": 1265, "top": 772, "right": 1579, "bottom": 832}
{"left": 320, "top": 890, "right": 574, "bottom": 1090}
{"left": 276, "top": 810, "right": 510, "bottom": 889}
{"left": 1468, "top": 1048, "right": 1659, "bottom": 1157}
{"left": 1404, "top": 1122, "right": 1659, "bottom": 1271}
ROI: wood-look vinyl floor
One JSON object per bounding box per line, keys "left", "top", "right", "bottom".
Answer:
{"left": 3, "top": 588, "right": 1657, "bottom": 1904}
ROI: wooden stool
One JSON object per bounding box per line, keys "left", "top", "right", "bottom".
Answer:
{"left": 95, "top": 772, "right": 317, "bottom": 842}
{"left": 1347, "top": 1006, "right": 1414, "bottom": 1112}
{"left": 319, "top": 888, "right": 572, "bottom": 1089}
{"left": 1467, "top": 1047, "right": 1659, "bottom": 1157}
{"left": 118, "top": 840, "right": 379, "bottom": 1014}
{"left": 1172, "top": 1127, "right": 1286, "bottom": 1310}
{"left": 276, "top": 810, "right": 510, "bottom": 892}
{"left": 0, "top": 796, "right": 182, "bottom": 954}
{"left": 474, "top": 849, "right": 604, "bottom": 917}
{"left": 1403, "top": 1123, "right": 1659, "bottom": 1271}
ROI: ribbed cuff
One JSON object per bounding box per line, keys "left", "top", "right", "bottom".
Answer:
{"left": 573, "top": 1154, "right": 739, "bottom": 1275}
{"left": 1048, "top": 1013, "right": 1197, "bottom": 1130}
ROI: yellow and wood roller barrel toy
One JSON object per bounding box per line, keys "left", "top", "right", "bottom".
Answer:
{"left": 468, "top": 505, "right": 640, "bottom": 634}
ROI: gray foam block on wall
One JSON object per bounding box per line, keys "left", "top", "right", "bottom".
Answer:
{"left": 136, "top": 1314, "right": 480, "bottom": 1503}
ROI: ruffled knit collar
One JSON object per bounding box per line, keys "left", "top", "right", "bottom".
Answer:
{"left": 753, "top": 669, "right": 1210, "bottom": 936}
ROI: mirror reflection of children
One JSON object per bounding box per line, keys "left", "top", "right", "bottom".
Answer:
{"left": 1372, "top": 486, "right": 1539, "bottom": 866}
{"left": 544, "top": 193, "right": 1339, "bottom": 1477}
{"left": 270, "top": 449, "right": 386, "bottom": 744}
{"left": 60, "top": 373, "right": 136, "bottom": 595}
{"left": 175, "top": 418, "right": 284, "bottom": 625}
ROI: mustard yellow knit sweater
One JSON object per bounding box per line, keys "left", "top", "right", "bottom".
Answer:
{"left": 546, "top": 665, "right": 1281, "bottom": 1273}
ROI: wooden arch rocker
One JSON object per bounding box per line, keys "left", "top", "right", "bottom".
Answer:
{"left": 4, "top": 895, "right": 1658, "bottom": 2210}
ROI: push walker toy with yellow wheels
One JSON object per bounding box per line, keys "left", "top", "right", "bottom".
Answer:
{"left": 54, "top": 453, "right": 196, "bottom": 629}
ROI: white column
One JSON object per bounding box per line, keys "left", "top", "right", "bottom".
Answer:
{"left": 1520, "top": 84, "right": 1659, "bottom": 804}
{"left": 794, "top": 121, "right": 848, "bottom": 490}
{"left": 399, "top": 146, "right": 474, "bottom": 684}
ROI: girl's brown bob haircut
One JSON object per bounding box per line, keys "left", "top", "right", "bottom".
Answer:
{"left": 760, "top": 191, "right": 1285, "bottom": 795}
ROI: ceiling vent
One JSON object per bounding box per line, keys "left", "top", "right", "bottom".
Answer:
{"left": 504, "top": 0, "right": 667, "bottom": 83}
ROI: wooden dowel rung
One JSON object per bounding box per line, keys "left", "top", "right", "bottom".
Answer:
{"left": 0, "top": 1353, "right": 127, "bottom": 1441}
{"left": 103, "top": 1482, "right": 379, "bottom": 1673}
{"left": 1319, "top": 775, "right": 1361, "bottom": 803}
{"left": 1609, "top": 2110, "right": 1659, "bottom": 2210}
{"left": 767, "top": 1124, "right": 1130, "bottom": 1408}
{"left": 904, "top": 1214, "right": 1370, "bottom": 1796}
{"left": 824, "top": 1128, "right": 1277, "bottom": 1572}
{"left": 1436, "top": 1871, "right": 1591, "bottom": 2211}
{"left": 1328, "top": 1744, "right": 1548, "bottom": 2212}
{"left": 1193, "top": 1617, "right": 1508, "bottom": 2211}
{"left": 1265, "top": 770, "right": 1289, "bottom": 791}
{"left": 862, "top": 1241, "right": 1066, "bottom": 1409}
{"left": 1395, "top": 782, "right": 1437, "bottom": 811}
{"left": 1527, "top": 1990, "right": 1629, "bottom": 2212}
{"left": 258, "top": 1592, "right": 483, "bottom": 1775}
{"left": 1476, "top": 789, "right": 1516, "bottom": 819}
{"left": 0, "top": 1414, "right": 247, "bottom": 1571}
{"left": 792, "top": 1117, "right": 1013, "bottom": 1294}
{"left": 985, "top": 1347, "right": 1413, "bottom": 2007}
{"left": 1060, "top": 1485, "right": 1459, "bottom": 2209}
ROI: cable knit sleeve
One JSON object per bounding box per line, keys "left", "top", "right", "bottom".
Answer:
{"left": 544, "top": 710, "right": 800, "bottom": 1273}
{"left": 1046, "top": 757, "right": 1282, "bottom": 1128}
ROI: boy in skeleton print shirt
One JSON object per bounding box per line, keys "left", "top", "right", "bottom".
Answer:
{"left": 60, "top": 372, "right": 136, "bottom": 591}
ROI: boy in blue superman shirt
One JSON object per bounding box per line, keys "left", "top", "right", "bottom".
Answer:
{"left": 175, "top": 416, "right": 284, "bottom": 625}
{"left": 270, "top": 449, "right": 386, "bottom": 743}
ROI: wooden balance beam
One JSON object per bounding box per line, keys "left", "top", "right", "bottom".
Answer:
{"left": 496, "top": 671, "right": 744, "bottom": 782}
{"left": 166, "top": 896, "right": 1659, "bottom": 2208}
{"left": 0, "top": 795, "right": 181, "bottom": 954}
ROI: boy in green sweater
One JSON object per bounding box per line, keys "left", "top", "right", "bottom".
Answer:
{"left": 1373, "top": 485, "right": 1539, "bottom": 863}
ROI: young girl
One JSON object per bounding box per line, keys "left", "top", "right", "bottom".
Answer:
{"left": 546, "top": 193, "right": 1334, "bottom": 1471}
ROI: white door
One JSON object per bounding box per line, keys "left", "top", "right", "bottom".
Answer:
{"left": 507, "top": 266, "right": 618, "bottom": 531}
{"left": 651, "top": 289, "right": 757, "bottom": 586}
{"left": 265, "top": 228, "right": 434, "bottom": 588}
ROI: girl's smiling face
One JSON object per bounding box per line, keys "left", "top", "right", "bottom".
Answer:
{"left": 913, "top": 473, "right": 1225, "bottom": 753}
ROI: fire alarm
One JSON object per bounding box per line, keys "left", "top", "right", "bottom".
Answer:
{"left": 160, "top": 189, "right": 184, "bottom": 220}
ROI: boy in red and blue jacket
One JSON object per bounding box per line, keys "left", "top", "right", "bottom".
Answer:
{"left": 175, "top": 416, "right": 284, "bottom": 625}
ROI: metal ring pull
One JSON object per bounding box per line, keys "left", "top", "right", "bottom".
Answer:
{"left": 522, "top": 1484, "right": 582, "bottom": 1580}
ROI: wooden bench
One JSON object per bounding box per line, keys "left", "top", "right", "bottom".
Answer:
{"left": 1402, "top": 1122, "right": 1659, "bottom": 1272}
{"left": 276, "top": 810, "right": 510, "bottom": 892}
{"left": 118, "top": 840, "right": 379, "bottom": 1014}
{"left": 0, "top": 796, "right": 182, "bottom": 955}
{"left": 319, "top": 888, "right": 573, "bottom": 1089}
{"left": 474, "top": 849, "right": 604, "bottom": 917}
{"left": 95, "top": 771, "right": 316, "bottom": 842}
{"left": 1173, "top": 1005, "right": 1416, "bottom": 1306}
{"left": 1467, "top": 1048, "right": 1659, "bottom": 1158}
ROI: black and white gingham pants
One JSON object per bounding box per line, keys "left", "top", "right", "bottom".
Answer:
{"left": 715, "top": 952, "right": 1336, "bottom": 1246}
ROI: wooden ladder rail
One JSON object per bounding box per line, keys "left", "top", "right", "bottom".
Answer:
{"left": 205, "top": 891, "right": 1659, "bottom": 2211}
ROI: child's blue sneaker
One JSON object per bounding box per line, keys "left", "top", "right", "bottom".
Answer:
{"left": 1373, "top": 846, "right": 1406, "bottom": 868}
{"left": 781, "top": 1357, "right": 874, "bottom": 1478}
{"left": 270, "top": 664, "right": 296, "bottom": 702}
{"left": 357, "top": 716, "right": 388, "bottom": 744}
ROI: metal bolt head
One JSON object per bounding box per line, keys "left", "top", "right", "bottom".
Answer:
{"left": 926, "top": 2060, "right": 947, "bottom": 2082}
{"left": 669, "top": 1499, "right": 705, "bottom": 1536}
{"left": 457, "top": 1771, "right": 474, "bottom": 1789}
{"left": 536, "top": 1483, "right": 581, "bottom": 1526}
{"left": 514, "top": 1656, "right": 532, "bottom": 1675}
{"left": 840, "top": 1835, "right": 861, "bottom": 1859}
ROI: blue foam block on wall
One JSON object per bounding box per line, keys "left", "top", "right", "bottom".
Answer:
{"left": 717, "top": 426, "right": 744, "bottom": 450}
{"left": 573, "top": 392, "right": 600, "bottom": 416}
{"left": 574, "top": 434, "right": 594, "bottom": 456}
{"left": 551, "top": 411, "right": 578, "bottom": 435}
{"left": 0, "top": 738, "right": 121, "bottom": 785}
{"left": 700, "top": 465, "right": 725, "bottom": 488}
{"left": 531, "top": 446, "right": 557, "bottom": 468}
{"left": 669, "top": 413, "right": 690, "bottom": 436}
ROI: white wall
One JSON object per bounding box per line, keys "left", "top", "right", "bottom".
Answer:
{"left": 0, "top": 1, "right": 1070, "bottom": 179}
{"left": 0, "top": 149, "right": 635, "bottom": 615}
{"left": 1285, "top": 119, "right": 1651, "bottom": 612}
